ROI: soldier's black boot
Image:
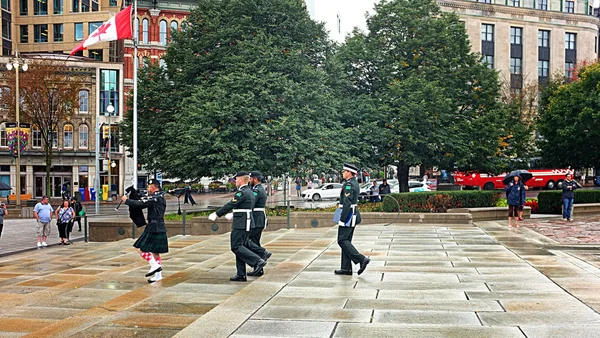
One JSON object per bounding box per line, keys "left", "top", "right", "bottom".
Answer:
{"left": 358, "top": 257, "right": 371, "bottom": 275}
{"left": 334, "top": 269, "right": 352, "bottom": 275}
{"left": 229, "top": 275, "right": 247, "bottom": 282}
{"left": 248, "top": 268, "right": 264, "bottom": 277}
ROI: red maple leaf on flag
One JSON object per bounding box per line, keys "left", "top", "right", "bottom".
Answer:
{"left": 91, "top": 22, "right": 112, "bottom": 39}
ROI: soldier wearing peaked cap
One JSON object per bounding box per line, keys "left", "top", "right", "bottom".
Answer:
{"left": 209, "top": 172, "right": 266, "bottom": 282}
{"left": 246, "top": 171, "right": 272, "bottom": 277}
{"left": 122, "top": 179, "right": 168, "bottom": 283}
{"left": 335, "top": 163, "right": 370, "bottom": 276}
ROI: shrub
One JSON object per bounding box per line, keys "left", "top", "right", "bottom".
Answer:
{"left": 382, "top": 191, "right": 500, "bottom": 213}
{"left": 524, "top": 198, "right": 539, "bottom": 214}
{"left": 538, "top": 190, "right": 600, "bottom": 214}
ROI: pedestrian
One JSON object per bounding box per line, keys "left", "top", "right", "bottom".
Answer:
{"left": 70, "top": 196, "right": 84, "bottom": 231}
{"left": 0, "top": 202, "right": 7, "bottom": 249}
{"left": 55, "top": 199, "right": 75, "bottom": 245}
{"left": 581, "top": 172, "right": 586, "bottom": 186}
{"left": 122, "top": 179, "right": 168, "bottom": 283}
{"left": 505, "top": 175, "right": 526, "bottom": 227}
{"left": 307, "top": 179, "right": 313, "bottom": 190}
{"left": 422, "top": 173, "right": 428, "bottom": 183}
{"left": 518, "top": 184, "right": 529, "bottom": 221}
{"left": 562, "top": 173, "right": 578, "bottom": 222}
{"left": 34, "top": 196, "right": 53, "bottom": 248}
{"left": 246, "top": 171, "right": 272, "bottom": 277}
{"left": 209, "top": 172, "right": 267, "bottom": 281}
{"left": 378, "top": 179, "right": 391, "bottom": 199}
{"left": 369, "top": 180, "right": 379, "bottom": 203}
{"left": 295, "top": 177, "right": 302, "bottom": 197}
{"left": 335, "top": 163, "right": 370, "bottom": 276}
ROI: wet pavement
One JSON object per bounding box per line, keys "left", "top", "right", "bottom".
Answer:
{"left": 519, "top": 216, "right": 600, "bottom": 245}
{"left": 2, "top": 218, "right": 600, "bottom": 337}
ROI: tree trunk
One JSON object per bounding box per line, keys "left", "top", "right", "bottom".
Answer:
{"left": 397, "top": 160, "right": 410, "bottom": 193}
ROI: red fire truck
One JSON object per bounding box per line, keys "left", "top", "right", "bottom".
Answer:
{"left": 454, "top": 169, "right": 573, "bottom": 190}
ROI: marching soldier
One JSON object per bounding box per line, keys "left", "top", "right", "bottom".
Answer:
{"left": 122, "top": 179, "right": 168, "bottom": 283}
{"left": 209, "top": 172, "right": 267, "bottom": 281}
{"left": 335, "top": 163, "right": 370, "bottom": 276}
{"left": 246, "top": 171, "right": 272, "bottom": 277}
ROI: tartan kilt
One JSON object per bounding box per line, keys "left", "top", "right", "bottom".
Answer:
{"left": 133, "top": 231, "right": 169, "bottom": 253}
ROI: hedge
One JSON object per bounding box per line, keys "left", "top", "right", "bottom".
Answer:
{"left": 538, "top": 190, "right": 600, "bottom": 214}
{"left": 382, "top": 191, "right": 500, "bottom": 213}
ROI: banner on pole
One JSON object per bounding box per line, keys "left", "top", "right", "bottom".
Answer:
{"left": 6, "top": 122, "right": 30, "bottom": 157}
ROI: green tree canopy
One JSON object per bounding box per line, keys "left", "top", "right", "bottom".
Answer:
{"left": 337, "top": 0, "right": 505, "bottom": 191}
{"left": 538, "top": 63, "right": 600, "bottom": 168}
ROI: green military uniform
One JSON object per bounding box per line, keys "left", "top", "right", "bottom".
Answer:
{"left": 336, "top": 164, "right": 368, "bottom": 275}
{"left": 216, "top": 183, "right": 263, "bottom": 277}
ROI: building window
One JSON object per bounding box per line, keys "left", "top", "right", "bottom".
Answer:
{"left": 51, "top": 128, "right": 57, "bottom": 148}
{"left": 565, "top": 62, "right": 575, "bottom": 79}
{"left": 74, "top": 23, "right": 83, "bottom": 41}
{"left": 482, "top": 55, "right": 494, "bottom": 69}
{"left": 34, "top": 24, "right": 48, "bottom": 43}
{"left": 53, "top": 0, "right": 63, "bottom": 14}
{"left": 565, "top": 33, "right": 576, "bottom": 50}
{"left": 109, "top": 0, "right": 117, "bottom": 6}
{"left": 19, "top": 0, "right": 28, "bottom": 15}
{"left": 565, "top": 1, "right": 574, "bottom": 13}
{"left": 2, "top": 19, "right": 10, "bottom": 40}
{"left": 63, "top": 124, "right": 73, "bottom": 149}
{"left": 537, "top": 0, "right": 547, "bottom": 10}
{"left": 100, "top": 69, "right": 119, "bottom": 115}
{"left": 82, "top": 0, "right": 89, "bottom": 12}
{"left": 538, "top": 30, "right": 550, "bottom": 47}
{"left": 78, "top": 124, "right": 88, "bottom": 149}
{"left": 32, "top": 125, "right": 42, "bottom": 148}
{"left": 170, "top": 20, "right": 178, "bottom": 41}
{"left": 34, "top": 0, "right": 48, "bottom": 15}
{"left": 142, "top": 19, "right": 148, "bottom": 44}
{"left": 53, "top": 24, "right": 63, "bottom": 42}
{"left": 510, "top": 27, "right": 522, "bottom": 45}
{"left": 0, "top": 123, "right": 5, "bottom": 147}
{"left": 19, "top": 25, "right": 28, "bottom": 43}
{"left": 538, "top": 60, "right": 549, "bottom": 77}
{"left": 595, "top": 36, "right": 598, "bottom": 54}
{"left": 92, "top": 0, "right": 98, "bottom": 11}
{"left": 159, "top": 20, "right": 167, "bottom": 45}
{"left": 2, "top": 0, "right": 9, "bottom": 10}
{"left": 477, "top": 0, "right": 491, "bottom": 3}
{"left": 72, "top": 0, "right": 79, "bottom": 12}
{"left": 89, "top": 21, "right": 102, "bottom": 34}
{"left": 481, "top": 24, "right": 493, "bottom": 42}
{"left": 79, "top": 90, "right": 89, "bottom": 113}
{"left": 509, "top": 0, "right": 520, "bottom": 6}
{"left": 89, "top": 49, "right": 102, "bottom": 61}
{"left": 510, "top": 58, "right": 522, "bottom": 74}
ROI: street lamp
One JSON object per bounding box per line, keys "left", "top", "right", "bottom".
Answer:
{"left": 106, "top": 103, "right": 114, "bottom": 201}
{"left": 6, "top": 51, "right": 28, "bottom": 207}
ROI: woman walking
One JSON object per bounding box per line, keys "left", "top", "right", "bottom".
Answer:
{"left": 562, "top": 173, "right": 578, "bottom": 221}
{"left": 55, "top": 200, "right": 75, "bottom": 245}
{"left": 505, "top": 175, "right": 526, "bottom": 228}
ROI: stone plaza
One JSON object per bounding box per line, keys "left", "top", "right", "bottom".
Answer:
{"left": 1, "top": 218, "right": 600, "bottom": 337}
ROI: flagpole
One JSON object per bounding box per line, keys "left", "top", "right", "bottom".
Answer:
{"left": 133, "top": 0, "right": 138, "bottom": 189}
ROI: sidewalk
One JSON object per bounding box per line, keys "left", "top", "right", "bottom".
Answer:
{"left": 2, "top": 220, "right": 600, "bottom": 337}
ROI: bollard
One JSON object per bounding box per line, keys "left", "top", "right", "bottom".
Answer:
{"left": 84, "top": 215, "right": 88, "bottom": 243}
{"left": 286, "top": 199, "right": 291, "bottom": 229}
{"left": 182, "top": 210, "right": 187, "bottom": 236}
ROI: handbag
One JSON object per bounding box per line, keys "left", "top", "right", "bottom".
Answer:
{"left": 78, "top": 208, "right": 85, "bottom": 217}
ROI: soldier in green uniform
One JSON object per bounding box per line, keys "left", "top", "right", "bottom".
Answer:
{"left": 209, "top": 172, "right": 267, "bottom": 281}
{"left": 335, "top": 163, "right": 370, "bottom": 276}
{"left": 246, "top": 171, "right": 272, "bottom": 277}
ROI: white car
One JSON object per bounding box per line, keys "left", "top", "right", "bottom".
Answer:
{"left": 390, "top": 181, "right": 431, "bottom": 193}
{"left": 301, "top": 183, "right": 343, "bottom": 201}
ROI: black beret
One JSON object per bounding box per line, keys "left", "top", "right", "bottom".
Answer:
{"left": 250, "top": 171, "right": 263, "bottom": 180}
{"left": 235, "top": 171, "right": 249, "bottom": 177}
{"left": 148, "top": 179, "right": 161, "bottom": 187}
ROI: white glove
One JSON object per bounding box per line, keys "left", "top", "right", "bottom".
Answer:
{"left": 208, "top": 212, "right": 218, "bottom": 221}
{"left": 225, "top": 213, "right": 233, "bottom": 220}
{"left": 338, "top": 221, "right": 345, "bottom": 226}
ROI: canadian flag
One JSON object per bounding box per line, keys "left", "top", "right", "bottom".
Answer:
{"left": 70, "top": 5, "right": 132, "bottom": 56}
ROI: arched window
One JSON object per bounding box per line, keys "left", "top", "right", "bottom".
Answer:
{"left": 134, "top": 17, "right": 139, "bottom": 41}
{"left": 63, "top": 124, "right": 73, "bottom": 148}
{"left": 79, "top": 89, "right": 89, "bottom": 113}
{"left": 142, "top": 18, "right": 148, "bottom": 44}
{"left": 159, "top": 20, "right": 167, "bottom": 45}
{"left": 0, "top": 123, "right": 6, "bottom": 147}
{"left": 170, "top": 20, "right": 178, "bottom": 41}
{"left": 159, "top": 58, "right": 166, "bottom": 68}
{"left": 32, "top": 125, "right": 42, "bottom": 148}
{"left": 78, "top": 124, "right": 88, "bottom": 149}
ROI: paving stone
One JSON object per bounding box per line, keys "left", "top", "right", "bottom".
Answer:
{"left": 333, "top": 323, "right": 525, "bottom": 338}
{"left": 377, "top": 290, "right": 467, "bottom": 300}
{"left": 373, "top": 310, "right": 481, "bottom": 325}
{"left": 345, "top": 299, "right": 503, "bottom": 312}
{"left": 520, "top": 324, "right": 600, "bottom": 338}
{"left": 478, "top": 311, "right": 600, "bottom": 326}
{"left": 254, "top": 306, "right": 372, "bottom": 322}
{"left": 233, "top": 319, "right": 336, "bottom": 337}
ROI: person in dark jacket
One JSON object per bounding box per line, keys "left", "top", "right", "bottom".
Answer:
{"left": 505, "top": 175, "right": 526, "bottom": 227}
{"left": 562, "top": 173, "right": 578, "bottom": 221}
{"left": 378, "top": 179, "right": 391, "bottom": 198}
{"left": 246, "top": 171, "right": 272, "bottom": 277}
{"left": 70, "top": 197, "right": 83, "bottom": 231}
{"left": 122, "top": 179, "right": 167, "bottom": 283}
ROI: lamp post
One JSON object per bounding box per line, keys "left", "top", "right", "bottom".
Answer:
{"left": 6, "top": 51, "right": 28, "bottom": 207}
{"left": 106, "top": 103, "right": 114, "bottom": 201}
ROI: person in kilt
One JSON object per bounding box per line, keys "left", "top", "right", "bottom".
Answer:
{"left": 122, "top": 179, "right": 167, "bottom": 283}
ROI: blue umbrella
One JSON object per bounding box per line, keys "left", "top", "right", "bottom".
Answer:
{"left": 502, "top": 170, "right": 533, "bottom": 185}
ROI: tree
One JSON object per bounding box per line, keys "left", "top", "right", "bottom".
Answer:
{"left": 121, "top": 0, "right": 348, "bottom": 179}
{"left": 538, "top": 62, "right": 600, "bottom": 168}
{"left": 337, "top": 0, "right": 505, "bottom": 191}
{"left": 1, "top": 60, "right": 81, "bottom": 196}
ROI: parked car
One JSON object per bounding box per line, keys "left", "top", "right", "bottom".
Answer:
{"left": 390, "top": 181, "right": 432, "bottom": 193}
{"left": 301, "top": 183, "right": 343, "bottom": 201}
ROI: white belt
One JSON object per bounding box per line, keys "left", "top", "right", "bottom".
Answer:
{"left": 253, "top": 208, "right": 268, "bottom": 227}
{"left": 233, "top": 209, "right": 252, "bottom": 231}
{"left": 338, "top": 204, "right": 358, "bottom": 227}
